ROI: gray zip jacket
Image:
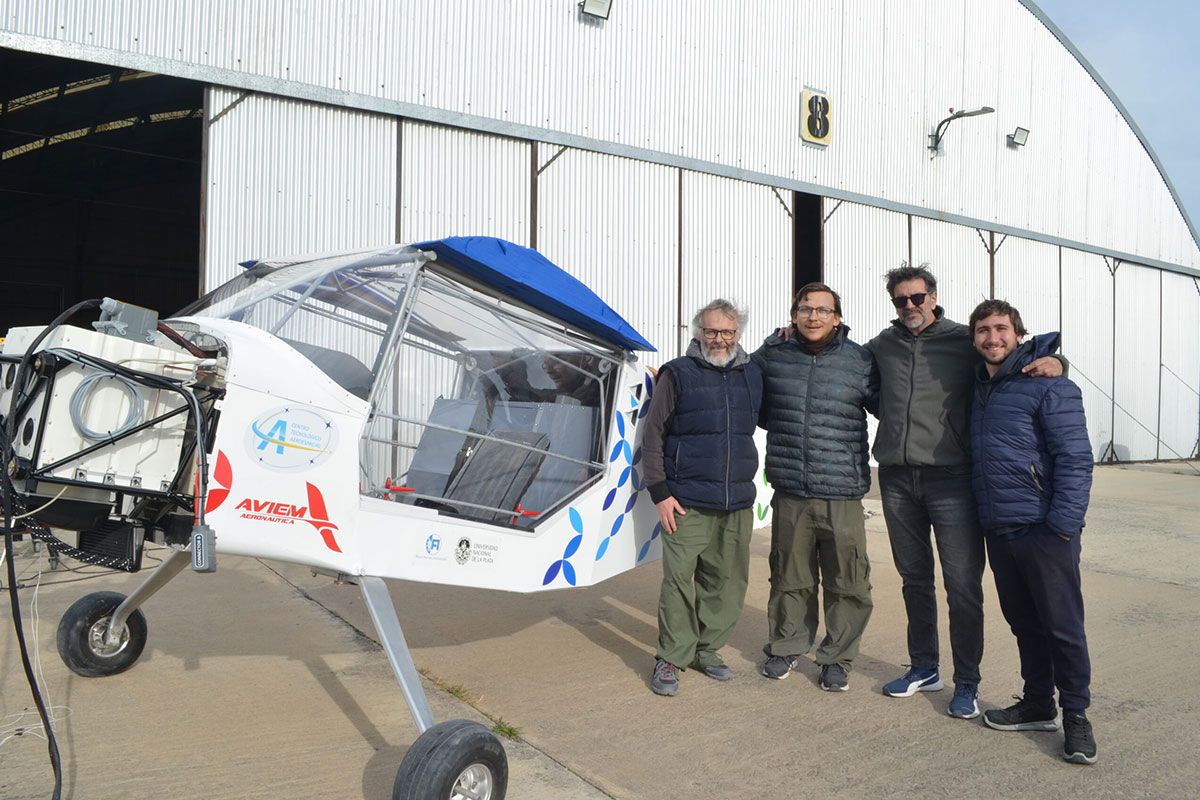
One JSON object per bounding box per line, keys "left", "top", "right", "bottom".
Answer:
{"left": 865, "top": 309, "right": 978, "bottom": 467}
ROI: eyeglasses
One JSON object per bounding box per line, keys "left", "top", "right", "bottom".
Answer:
{"left": 796, "top": 305, "right": 836, "bottom": 320}
{"left": 701, "top": 328, "right": 738, "bottom": 340}
{"left": 891, "top": 292, "right": 929, "bottom": 309}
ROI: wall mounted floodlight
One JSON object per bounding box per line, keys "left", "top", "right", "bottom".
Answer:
{"left": 928, "top": 106, "right": 995, "bottom": 154}
{"left": 1008, "top": 127, "right": 1030, "bottom": 147}
{"left": 580, "top": 0, "right": 613, "bottom": 19}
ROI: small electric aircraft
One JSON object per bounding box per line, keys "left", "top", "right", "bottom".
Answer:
{"left": 1, "top": 237, "right": 769, "bottom": 799}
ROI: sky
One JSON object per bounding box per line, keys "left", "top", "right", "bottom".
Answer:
{"left": 1033, "top": 0, "right": 1200, "bottom": 233}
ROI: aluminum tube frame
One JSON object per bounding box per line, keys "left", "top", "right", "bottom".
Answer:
{"left": 358, "top": 576, "right": 435, "bottom": 734}
{"left": 104, "top": 546, "right": 191, "bottom": 645}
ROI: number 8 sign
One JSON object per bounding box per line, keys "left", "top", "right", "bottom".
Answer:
{"left": 801, "top": 88, "right": 832, "bottom": 147}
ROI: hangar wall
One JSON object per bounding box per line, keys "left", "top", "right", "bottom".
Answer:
{"left": 4, "top": 0, "right": 1198, "bottom": 272}
{"left": 4, "top": 2, "right": 1197, "bottom": 464}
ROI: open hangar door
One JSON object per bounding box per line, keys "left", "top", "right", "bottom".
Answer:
{"left": 0, "top": 48, "right": 203, "bottom": 329}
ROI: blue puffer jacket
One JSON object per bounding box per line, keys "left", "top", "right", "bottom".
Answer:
{"left": 970, "top": 333, "right": 1094, "bottom": 536}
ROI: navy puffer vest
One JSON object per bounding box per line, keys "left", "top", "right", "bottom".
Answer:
{"left": 662, "top": 353, "right": 763, "bottom": 511}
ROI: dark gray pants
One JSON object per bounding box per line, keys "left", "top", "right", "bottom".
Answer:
{"left": 763, "top": 494, "right": 873, "bottom": 667}
{"left": 879, "top": 465, "right": 985, "bottom": 685}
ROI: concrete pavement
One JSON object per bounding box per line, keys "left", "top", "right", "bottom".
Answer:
{"left": 3, "top": 462, "right": 1199, "bottom": 798}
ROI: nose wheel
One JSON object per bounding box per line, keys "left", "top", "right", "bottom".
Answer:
{"left": 392, "top": 719, "right": 507, "bottom": 800}
{"left": 56, "top": 591, "right": 148, "bottom": 677}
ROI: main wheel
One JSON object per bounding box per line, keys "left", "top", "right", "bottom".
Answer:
{"left": 56, "top": 591, "right": 148, "bottom": 677}
{"left": 393, "top": 719, "right": 508, "bottom": 800}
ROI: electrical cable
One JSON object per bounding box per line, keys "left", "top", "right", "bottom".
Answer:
{"left": 68, "top": 371, "right": 143, "bottom": 442}
{"left": 13, "top": 484, "right": 68, "bottom": 521}
{"left": 1, "top": 299, "right": 100, "bottom": 800}
{"left": 4, "top": 430, "right": 62, "bottom": 799}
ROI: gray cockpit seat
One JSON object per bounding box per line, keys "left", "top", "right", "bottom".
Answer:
{"left": 282, "top": 338, "right": 373, "bottom": 400}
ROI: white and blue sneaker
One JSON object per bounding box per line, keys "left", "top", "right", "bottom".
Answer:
{"left": 947, "top": 682, "right": 981, "bottom": 719}
{"left": 882, "top": 666, "right": 944, "bottom": 697}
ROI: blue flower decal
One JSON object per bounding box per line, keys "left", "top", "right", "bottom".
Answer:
{"left": 544, "top": 510, "right": 585, "bottom": 586}
{"left": 594, "top": 395, "right": 647, "bottom": 563}
{"left": 639, "top": 372, "right": 655, "bottom": 419}
{"left": 637, "top": 522, "right": 663, "bottom": 562}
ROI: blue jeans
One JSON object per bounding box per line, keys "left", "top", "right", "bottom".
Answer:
{"left": 986, "top": 524, "right": 1091, "bottom": 711}
{"left": 879, "top": 465, "right": 985, "bottom": 685}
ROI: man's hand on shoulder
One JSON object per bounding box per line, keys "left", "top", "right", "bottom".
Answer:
{"left": 656, "top": 496, "right": 686, "bottom": 534}
{"left": 1022, "top": 356, "right": 1063, "bottom": 377}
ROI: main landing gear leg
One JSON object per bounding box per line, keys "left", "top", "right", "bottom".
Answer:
{"left": 358, "top": 576, "right": 508, "bottom": 800}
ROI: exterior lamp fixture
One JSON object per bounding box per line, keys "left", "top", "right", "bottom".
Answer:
{"left": 1008, "top": 127, "right": 1030, "bottom": 147}
{"left": 579, "top": 0, "right": 613, "bottom": 20}
{"left": 928, "top": 106, "right": 995, "bottom": 154}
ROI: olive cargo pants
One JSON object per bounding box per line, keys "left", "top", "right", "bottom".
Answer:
{"left": 656, "top": 506, "right": 752, "bottom": 669}
{"left": 763, "top": 494, "right": 873, "bottom": 667}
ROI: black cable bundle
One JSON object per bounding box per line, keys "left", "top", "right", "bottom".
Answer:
{"left": 3, "top": 299, "right": 102, "bottom": 799}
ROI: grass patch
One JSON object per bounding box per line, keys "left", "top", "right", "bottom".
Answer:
{"left": 444, "top": 684, "right": 471, "bottom": 701}
{"left": 491, "top": 718, "right": 521, "bottom": 740}
{"left": 418, "top": 665, "right": 521, "bottom": 740}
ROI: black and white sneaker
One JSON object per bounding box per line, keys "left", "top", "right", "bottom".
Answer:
{"left": 819, "top": 662, "right": 849, "bottom": 692}
{"left": 1063, "top": 712, "right": 1098, "bottom": 765}
{"left": 760, "top": 654, "right": 799, "bottom": 680}
{"left": 982, "top": 696, "right": 1060, "bottom": 732}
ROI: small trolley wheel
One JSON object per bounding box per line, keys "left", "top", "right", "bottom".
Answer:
{"left": 56, "top": 591, "right": 148, "bottom": 677}
{"left": 393, "top": 719, "right": 508, "bottom": 800}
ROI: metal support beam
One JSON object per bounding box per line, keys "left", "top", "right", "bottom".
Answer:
{"left": 105, "top": 546, "right": 190, "bottom": 644}
{"left": 359, "top": 576, "right": 436, "bottom": 734}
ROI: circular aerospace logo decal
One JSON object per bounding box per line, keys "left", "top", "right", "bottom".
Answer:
{"left": 245, "top": 405, "right": 339, "bottom": 472}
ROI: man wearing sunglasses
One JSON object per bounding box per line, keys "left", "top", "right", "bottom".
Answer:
{"left": 754, "top": 283, "right": 879, "bottom": 692}
{"left": 642, "top": 299, "right": 763, "bottom": 696}
{"left": 870, "top": 265, "right": 1064, "bottom": 720}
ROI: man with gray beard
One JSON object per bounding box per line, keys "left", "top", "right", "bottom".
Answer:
{"left": 641, "top": 299, "right": 764, "bottom": 696}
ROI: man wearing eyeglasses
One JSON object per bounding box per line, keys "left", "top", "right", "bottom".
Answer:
{"left": 754, "top": 282, "right": 879, "bottom": 692}
{"left": 642, "top": 298, "right": 763, "bottom": 697}
{"left": 871, "top": 265, "right": 1064, "bottom": 720}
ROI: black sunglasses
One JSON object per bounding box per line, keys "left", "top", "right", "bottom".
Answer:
{"left": 891, "top": 292, "right": 929, "bottom": 309}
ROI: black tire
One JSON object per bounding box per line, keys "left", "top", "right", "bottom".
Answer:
{"left": 56, "top": 591, "right": 148, "bottom": 677}
{"left": 393, "top": 719, "right": 508, "bottom": 800}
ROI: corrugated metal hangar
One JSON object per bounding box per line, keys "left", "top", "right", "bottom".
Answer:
{"left": 2, "top": 0, "right": 1197, "bottom": 463}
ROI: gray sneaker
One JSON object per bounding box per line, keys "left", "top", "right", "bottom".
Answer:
{"left": 760, "top": 654, "right": 799, "bottom": 680}
{"left": 651, "top": 658, "right": 679, "bottom": 696}
{"left": 819, "top": 662, "right": 849, "bottom": 692}
{"left": 700, "top": 662, "right": 733, "bottom": 681}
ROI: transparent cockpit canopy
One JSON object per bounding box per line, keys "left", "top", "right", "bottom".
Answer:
{"left": 365, "top": 267, "right": 623, "bottom": 529}
{"left": 177, "top": 246, "right": 420, "bottom": 400}
{"left": 177, "top": 245, "right": 627, "bottom": 529}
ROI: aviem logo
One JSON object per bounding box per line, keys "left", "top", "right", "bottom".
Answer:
{"left": 233, "top": 482, "right": 342, "bottom": 553}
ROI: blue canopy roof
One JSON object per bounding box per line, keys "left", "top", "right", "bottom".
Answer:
{"left": 412, "top": 236, "right": 655, "bottom": 352}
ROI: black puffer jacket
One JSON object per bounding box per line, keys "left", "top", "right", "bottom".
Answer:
{"left": 752, "top": 325, "right": 878, "bottom": 499}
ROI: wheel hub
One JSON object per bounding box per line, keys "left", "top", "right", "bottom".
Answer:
{"left": 450, "top": 762, "right": 494, "bottom": 800}
{"left": 87, "top": 617, "right": 129, "bottom": 657}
